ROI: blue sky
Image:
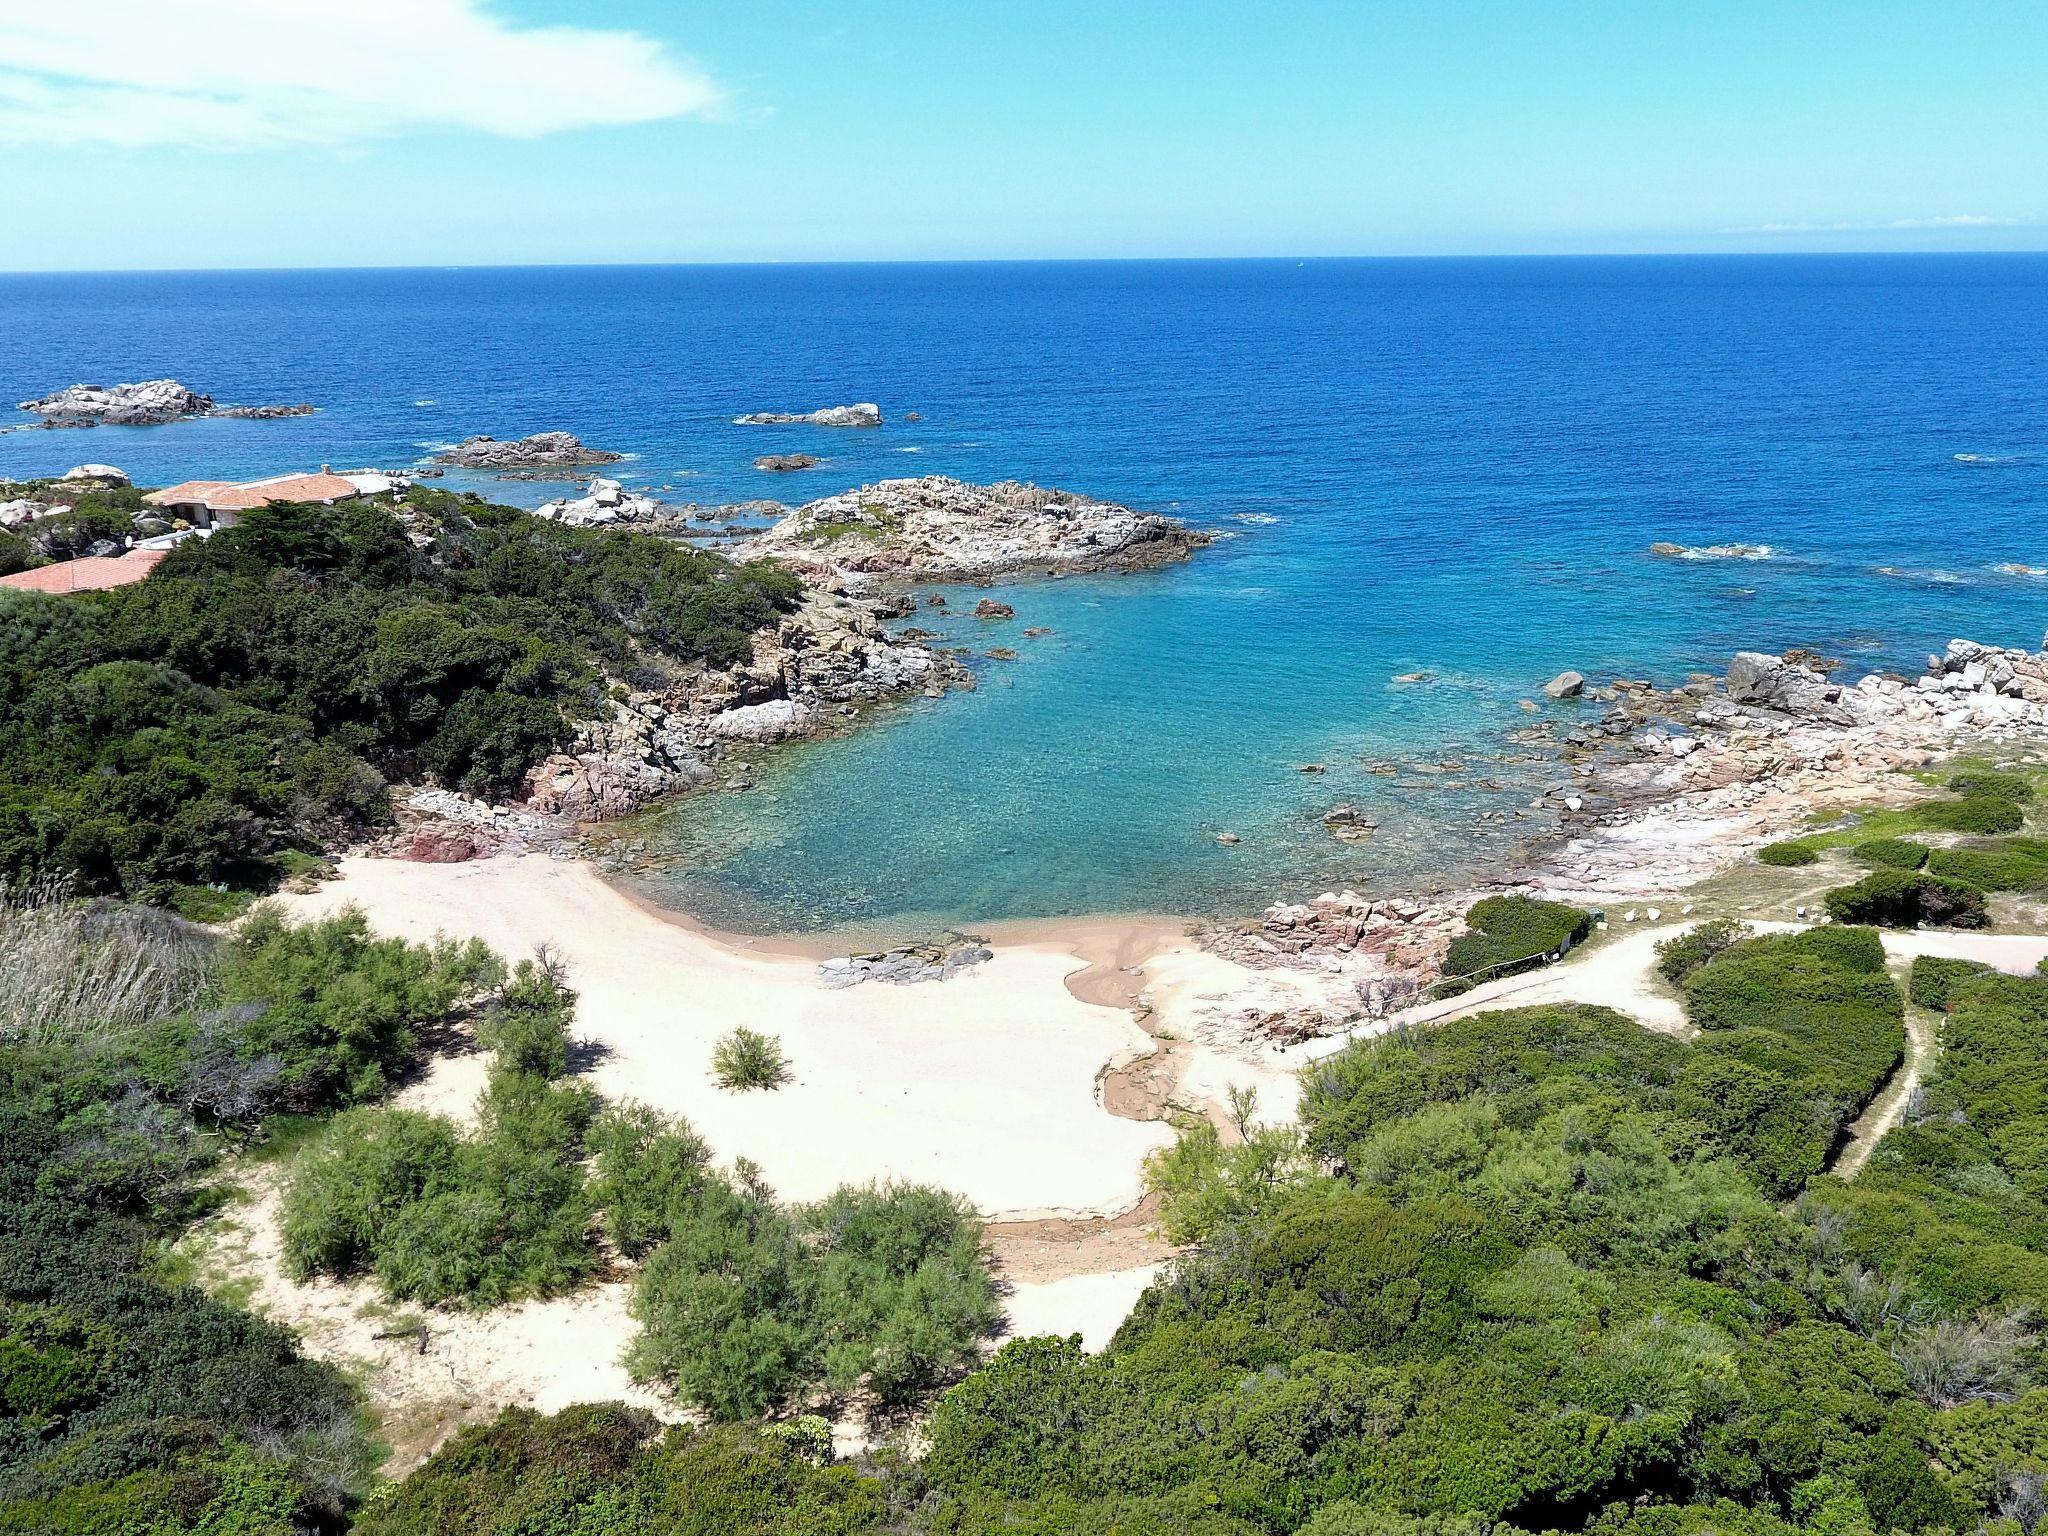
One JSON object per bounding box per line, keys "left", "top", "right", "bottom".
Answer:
{"left": 1, "top": 0, "right": 2042, "bottom": 269}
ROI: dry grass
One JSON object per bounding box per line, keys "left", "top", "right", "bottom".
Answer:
{"left": 0, "top": 879, "right": 219, "bottom": 1048}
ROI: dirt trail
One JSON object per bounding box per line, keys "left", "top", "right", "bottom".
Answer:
{"left": 1831, "top": 1001, "right": 1937, "bottom": 1179}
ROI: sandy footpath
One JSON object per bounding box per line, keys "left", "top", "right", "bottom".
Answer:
{"left": 279, "top": 853, "right": 1177, "bottom": 1220}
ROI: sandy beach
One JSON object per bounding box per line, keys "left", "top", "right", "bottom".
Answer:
{"left": 278, "top": 852, "right": 1194, "bottom": 1221}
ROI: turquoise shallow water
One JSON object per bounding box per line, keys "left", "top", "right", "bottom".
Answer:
{"left": 4, "top": 257, "right": 2044, "bottom": 935}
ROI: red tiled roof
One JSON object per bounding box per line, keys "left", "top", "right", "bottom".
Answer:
{"left": 144, "top": 472, "right": 360, "bottom": 513}
{"left": 145, "top": 480, "right": 233, "bottom": 506}
{"left": 0, "top": 550, "right": 168, "bottom": 594}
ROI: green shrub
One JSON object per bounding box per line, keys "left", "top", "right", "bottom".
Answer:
{"left": 222, "top": 904, "right": 502, "bottom": 1109}
{"left": 586, "top": 1101, "right": 713, "bottom": 1259}
{"left": 1823, "top": 869, "right": 1990, "bottom": 930}
{"left": 1927, "top": 841, "right": 2048, "bottom": 892}
{"left": 1656, "top": 918, "right": 1752, "bottom": 984}
{"left": 1948, "top": 770, "right": 2033, "bottom": 804}
{"left": 357, "top": 1407, "right": 887, "bottom": 1536}
{"left": 1758, "top": 840, "right": 1818, "bottom": 867}
{"left": 1854, "top": 838, "right": 1929, "bottom": 871}
{"left": 1923, "top": 797, "right": 2026, "bottom": 835}
{"left": 1908, "top": 958, "right": 1990, "bottom": 1015}
{"left": 712, "top": 1027, "right": 790, "bottom": 1091}
{"left": 628, "top": 1169, "right": 997, "bottom": 1419}
{"left": 280, "top": 1107, "right": 463, "bottom": 1279}
{"left": 1442, "top": 895, "right": 1592, "bottom": 980}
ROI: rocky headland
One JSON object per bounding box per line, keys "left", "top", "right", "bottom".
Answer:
{"left": 733, "top": 403, "right": 882, "bottom": 427}
{"left": 17, "top": 379, "right": 314, "bottom": 427}
{"left": 736, "top": 475, "right": 1210, "bottom": 581}
{"left": 434, "top": 432, "right": 624, "bottom": 472}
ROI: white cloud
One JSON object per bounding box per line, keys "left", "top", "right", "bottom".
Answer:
{"left": 1728, "top": 214, "right": 2029, "bottom": 235}
{"left": 0, "top": 0, "right": 723, "bottom": 149}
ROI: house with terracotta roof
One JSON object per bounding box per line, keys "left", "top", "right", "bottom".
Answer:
{"left": 144, "top": 467, "right": 366, "bottom": 530}
{"left": 0, "top": 549, "right": 167, "bottom": 595}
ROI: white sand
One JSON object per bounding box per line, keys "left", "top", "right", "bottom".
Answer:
{"left": 1001, "top": 1264, "right": 1166, "bottom": 1353}
{"left": 180, "top": 1171, "right": 677, "bottom": 1472}
{"left": 280, "top": 853, "right": 1174, "bottom": 1220}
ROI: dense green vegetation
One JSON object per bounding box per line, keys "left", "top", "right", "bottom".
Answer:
{"left": 1824, "top": 869, "right": 1989, "bottom": 929}
{"left": 280, "top": 957, "right": 599, "bottom": 1306}
{"left": 1440, "top": 895, "right": 1592, "bottom": 985}
{"left": 0, "top": 893, "right": 503, "bottom": 1531}
{"left": 0, "top": 489, "right": 801, "bottom": 903}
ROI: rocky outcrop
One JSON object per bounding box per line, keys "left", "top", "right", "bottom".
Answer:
{"left": 1543, "top": 670, "right": 1585, "bottom": 699}
{"left": 1725, "top": 651, "right": 1854, "bottom": 724}
{"left": 818, "top": 938, "right": 994, "bottom": 988}
{"left": 516, "top": 587, "right": 972, "bottom": 824}
{"left": 734, "top": 404, "right": 881, "bottom": 427}
{"left": 18, "top": 380, "right": 311, "bottom": 426}
{"left": 212, "top": 403, "right": 315, "bottom": 420}
{"left": 756, "top": 454, "right": 820, "bottom": 472}
{"left": 533, "top": 477, "right": 661, "bottom": 527}
{"left": 738, "top": 476, "right": 1210, "bottom": 582}
{"left": 0, "top": 498, "right": 54, "bottom": 529}
{"left": 435, "top": 432, "right": 624, "bottom": 470}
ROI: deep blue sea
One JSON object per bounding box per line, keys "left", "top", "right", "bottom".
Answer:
{"left": 5, "top": 257, "right": 2044, "bottom": 936}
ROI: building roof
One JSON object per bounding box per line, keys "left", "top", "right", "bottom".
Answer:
{"left": 144, "top": 471, "right": 362, "bottom": 513}
{"left": 0, "top": 549, "right": 168, "bottom": 595}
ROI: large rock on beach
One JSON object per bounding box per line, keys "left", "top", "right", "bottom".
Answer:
{"left": 435, "top": 431, "right": 624, "bottom": 470}
{"left": 737, "top": 475, "right": 1210, "bottom": 582}
{"left": 734, "top": 403, "right": 882, "bottom": 427}
{"left": 1726, "top": 651, "right": 1854, "bottom": 724}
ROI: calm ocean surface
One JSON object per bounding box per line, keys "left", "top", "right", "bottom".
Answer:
{"left": 4, "top": 257, "right": 2045, "bottom": 936}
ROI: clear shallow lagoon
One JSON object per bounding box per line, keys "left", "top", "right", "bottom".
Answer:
{"left": 5, "top": 257, "right": 2045, "bottom": 935}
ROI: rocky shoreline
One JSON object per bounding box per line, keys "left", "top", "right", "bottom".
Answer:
{"left": 1198, "top": 637, "right": 2048, "bottom": 1043}
{"left": 377, "top": 475, "right": 1208, "bottom": 850}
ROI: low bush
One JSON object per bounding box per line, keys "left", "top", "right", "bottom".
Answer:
{"left": 1927, "top": 841, "right": 2048, "bottom": 892}
{"left": 1949, "top": 770, "right": 2034, "bottom": 804}
{"left": 1442, "top": 895, "right": 1592, "bottom": 980}
{"left": 1907, "top": 955, "right": 1994, "bottom": 1011}
{"left": 1655, "top": 918, "right": 1752, "bottom": 984}
{"left": 712, "top": 1027, "right": 790, "bottom": 1091}
{"left": 1923, "top": 797, "right": 2027, "bottom": 836}
{"left": 1678, "top": 927, "right": 1904, "bottom": 1194}
{"left": 1758, "top": 840, "right": 1818, "bottom": 867}
{"left": 355, "top": 1406, "right": 887, "bottom": 1536}
{"left": 1824, "top": 869, "right": 1989, "bottom": 930}
{"left": 1855, "top": 838, "right": 1929, "bottom": 871}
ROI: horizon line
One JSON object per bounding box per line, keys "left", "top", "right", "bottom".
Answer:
{"left": 4, "top": 247, "right": 2047, "bottom": 279}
